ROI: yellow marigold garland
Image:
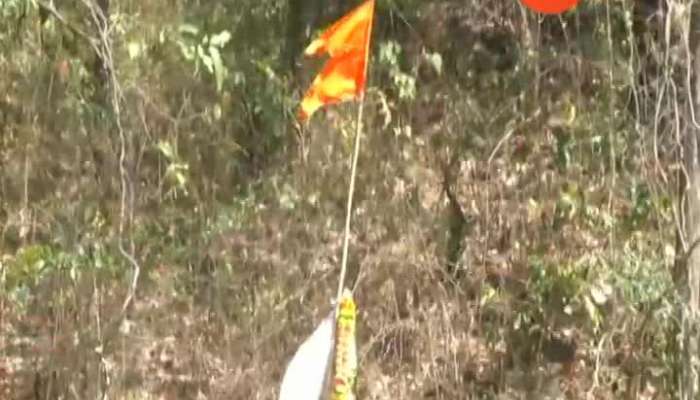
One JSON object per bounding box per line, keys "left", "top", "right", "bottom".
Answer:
{"left": 331, "top": 289, "right": 358, "bottom": 400}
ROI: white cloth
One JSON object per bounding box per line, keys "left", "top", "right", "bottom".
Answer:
{"left": 279, "top": 310, "right": 336, "bottom": 400}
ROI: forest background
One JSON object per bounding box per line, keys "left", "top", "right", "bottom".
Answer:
{"left": 2, "top": 0, "right": 700, "bottom": 399}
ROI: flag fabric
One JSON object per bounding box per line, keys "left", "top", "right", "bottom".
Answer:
{"left": 331, "top": 289, "right": 358, "bottom": 400}
{"left": 278, "top": 290, "right": 359, "bottom": 400}
{"left": 279, "top": 311, "right": 336, "bottom": 400}
{"left": 300, "top": 51, "right": 367, "bottom": 121}
{"left": 304, "top": 0, "right": 375, "bottom": 57}
{"left": 299, "top": 0, "right": 375, "bottom": 121}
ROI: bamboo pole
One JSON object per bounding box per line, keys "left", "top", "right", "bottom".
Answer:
{"left": 336, "top": 0, "right": 375, "bottom": 302}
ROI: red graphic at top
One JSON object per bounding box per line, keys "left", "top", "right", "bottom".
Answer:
{"left": 520, "top": 0, "right": 579, "bottom": 14}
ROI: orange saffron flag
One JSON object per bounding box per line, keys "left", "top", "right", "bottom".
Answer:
{"left": 300, "top": 0, "right": 375, "bottom": 121}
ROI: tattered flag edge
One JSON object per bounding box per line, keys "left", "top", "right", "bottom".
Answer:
{"left": 279, "top": 310, "right": 336, "bottom": 400}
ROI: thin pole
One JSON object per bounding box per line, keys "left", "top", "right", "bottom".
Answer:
{"left": 337, "top": 92, "right": 367, "bottom": 301}
{"left": 336, "top": 0, "right": 374, "bottom": 302}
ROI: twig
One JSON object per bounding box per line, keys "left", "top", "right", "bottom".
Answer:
{"left": 487, "top": 127, "right": 515, "bottom": 167}
{"left": 605, "top": 0, "right": 617, "bottom": 257}
{"left": 80, "top": 0, "right": 141, "bottom": 316}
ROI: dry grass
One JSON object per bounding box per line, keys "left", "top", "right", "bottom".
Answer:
{"left": 0, "top": 1, "right": 679, "bottom": 399}
{"left": 2, "top": 99, "right": 674, "bottom": 399}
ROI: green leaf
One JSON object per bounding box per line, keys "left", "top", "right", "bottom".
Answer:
{"left": 210, "top": 30, "right": 232, "bottom": 48}
{"left": 209, "top": 46, "right": 226, "bottom": 92}
{"left": 393, "top": 72, "right": 416, "bottom": 100}
{"left": 425, "top": 51, "right": 443, "bottom": 76}
{"left": 177, "top": 41, "right": 195, "bottom": 61}
{"left": 198, "top": 44, "right": 213, "bottom": 73}
{"left": 157, "top": 141, "right": 175, "bottom": 160}
{"left": 590, "top": 282, "right": 612, "bottom": 305}
{"left": 178, "top": 23, "right": 199, "bottom": 36}
{"left": 583, "top": 295, "right": 601, "bottom": 329}
{"left": 127, "top": 41, "right": 142, "bottom": 60}
{"left": 379, "top": 40, "right": 401, "bottom": 67}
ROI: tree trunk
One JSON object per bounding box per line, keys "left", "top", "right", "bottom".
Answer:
{"left": 285, "top": 0, "right": 323, "bottom": 75}
{"left": 678, "top": 3, "right": 700, "bottom": 398}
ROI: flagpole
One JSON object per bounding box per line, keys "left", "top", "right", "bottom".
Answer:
{"left": 337, "top": 92, "right": 365, "bottom": 301}
{"left": 337, "top": 1, "right": 374, "bottom": 302}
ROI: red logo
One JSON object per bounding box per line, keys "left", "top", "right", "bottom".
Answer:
{"left": 520, "top": 0, "right": 579, "bottom": 14}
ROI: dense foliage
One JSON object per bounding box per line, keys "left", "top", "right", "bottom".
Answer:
{"left": 0, "top": 0, "right": 695, "bottom": 398}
